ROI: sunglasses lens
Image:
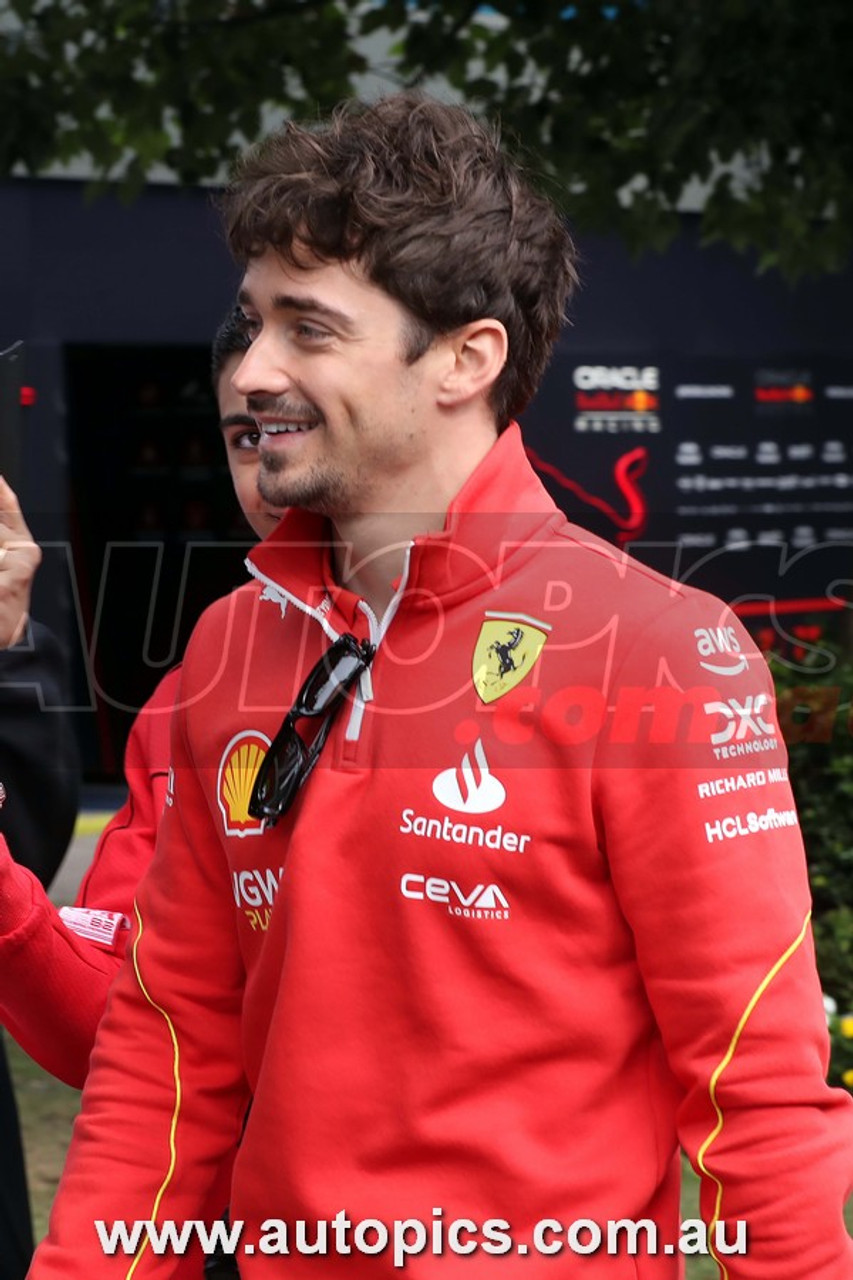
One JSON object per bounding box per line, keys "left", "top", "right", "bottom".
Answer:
{"left": 296, "top": 639, "right": 367, "bottom": 716}
{"left": 251, "top": 733, "right": 305, "bottom": 816}
{"left": 249, "top": 634, "right": 375, "bottom": 825}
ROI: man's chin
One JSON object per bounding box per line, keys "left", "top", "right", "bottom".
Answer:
{"left": 259, "top": 482, "right": 330, "bottom": 516}
{"left": 258, "top": 463, "right": 296, "bottom": 511}
{"left": 259, "top": 465, "right": 346, "bottom": 517}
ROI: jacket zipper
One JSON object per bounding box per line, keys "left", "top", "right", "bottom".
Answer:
{"left": 345, "top": 544, "right": 413, "bottom": 742}
{"left": 244, "top": 559, "right": 341, "bottom": 643}
{"left": 245, "top": 546, "right": 414, "bottom": 745}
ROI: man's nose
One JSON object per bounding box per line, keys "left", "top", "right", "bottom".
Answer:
{"left": 231, "top": 336, "right": 294, "bottom": 398}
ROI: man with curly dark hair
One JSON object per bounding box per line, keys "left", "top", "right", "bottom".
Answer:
{"left": 32, "top": 95, "right": 852, "bottom": 1279}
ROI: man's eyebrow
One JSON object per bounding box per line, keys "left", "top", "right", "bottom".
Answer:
{"left": 219, "top": 413, "right": 258, "bottom": 430}
{"left": 237, "top": 287, "right": 355, "bottom": 332}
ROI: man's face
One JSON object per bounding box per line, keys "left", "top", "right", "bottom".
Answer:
{"left": 217, "top": 352, "right": 284, "bottom": 539}
{"left": 233, "top": 248, "right": 441, "bottom": 520}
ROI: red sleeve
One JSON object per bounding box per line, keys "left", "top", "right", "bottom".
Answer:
{"left": 595, "top": 589, "right": 853, "bottom": 1277}
{"left": 30, "top": 629, "right": 249, "bottom": 1274}
{"left": 74, "top": 667, "right": 179, "bottom": 917}
{"left": 0, "top": 669, "right": 179, "bottom": 1088}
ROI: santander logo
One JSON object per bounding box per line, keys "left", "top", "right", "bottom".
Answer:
{"left": 432, "top": 739, "right": 506, "bottom": 815}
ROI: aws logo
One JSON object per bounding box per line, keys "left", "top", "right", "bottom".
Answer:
{"left": 694, "top": 625, "right": 748, "bottom": 677}
{"left": 217, "top": 730, "right": 271, "bottom": 837}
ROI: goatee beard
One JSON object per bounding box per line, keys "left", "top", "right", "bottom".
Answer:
{"left": 257, "top": 455, "right": 347, "bottom": 517}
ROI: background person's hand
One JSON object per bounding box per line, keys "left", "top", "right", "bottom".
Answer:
{"left": 0, "top": 476, "right": 41, "bottom": 649}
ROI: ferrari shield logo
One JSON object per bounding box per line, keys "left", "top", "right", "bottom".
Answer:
{"left": 472, "top": 612, "right": 551, "bottom": 704}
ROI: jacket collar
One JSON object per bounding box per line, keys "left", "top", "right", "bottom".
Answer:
{"left": 246, "top": 423, "right": 562, "bottom": 630}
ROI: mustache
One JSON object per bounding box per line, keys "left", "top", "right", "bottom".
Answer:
{"left": 246, "top": 393, "right": 322, "bottom": 421}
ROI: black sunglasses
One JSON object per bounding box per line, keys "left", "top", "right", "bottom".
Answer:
{"left": 248, "top": 633, "right": 376, "bottom": 828}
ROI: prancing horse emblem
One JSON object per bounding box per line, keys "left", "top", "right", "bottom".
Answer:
{"left": 472, "top": 613, "right": 551, "bottom": 705}
{"left": 491, "top": 627, "right": 525, "bottom": 677}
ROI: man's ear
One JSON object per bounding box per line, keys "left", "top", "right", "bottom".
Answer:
{"left": 435, "top": 320, "right": 508, "bottom": 408}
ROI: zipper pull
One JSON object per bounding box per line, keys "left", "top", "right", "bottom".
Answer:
{"left": 358, "top": 665, "right": 374, "bottom": 704}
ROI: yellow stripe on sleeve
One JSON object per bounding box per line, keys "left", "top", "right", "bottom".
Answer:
{"left": 125, "top": 900, "right": 183, "bottom": 1280}
{"left": 696, "top": 910, "right": 812, "bottom": 1279}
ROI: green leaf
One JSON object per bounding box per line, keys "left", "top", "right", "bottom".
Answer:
{"left": 1, "top": 0, "right": 852, "bottom": 279}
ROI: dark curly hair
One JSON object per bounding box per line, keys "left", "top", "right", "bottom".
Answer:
{"left": 210, "top": 305, "right": 251, "bottom": 388}
{"left": 221, "top": 94, "right": 578, "bottom": 429}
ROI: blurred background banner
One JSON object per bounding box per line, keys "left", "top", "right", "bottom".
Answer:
{"left": 0, "top": 341, "right": 24, "bottom": 492}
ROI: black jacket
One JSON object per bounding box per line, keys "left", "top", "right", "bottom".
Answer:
{"left": 0, "top": 618, "right": 80, "bottom": 1280}
{"left": 0, "top": 620, "right": 80, "bottom": 885}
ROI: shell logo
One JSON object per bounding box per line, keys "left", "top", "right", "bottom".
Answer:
{"left": 217, "top": 730, "right": 271, "bottom": 838}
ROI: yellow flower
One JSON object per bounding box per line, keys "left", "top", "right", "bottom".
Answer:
{"left": 840, "top": 1015, "right": 853, "bottom": 1039}
{"left": 843, "top": 1069, "right": 853, "bottom": 1087}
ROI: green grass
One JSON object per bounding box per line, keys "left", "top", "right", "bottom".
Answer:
{"left": 7, "top": 1034, "right": 852, "bottom": 1270}
{"left": 679, "top": 1161, "right": 721, "bottom": 1280}
{"left": 7, "top": 1034, "right": 81, "bottom": 1242}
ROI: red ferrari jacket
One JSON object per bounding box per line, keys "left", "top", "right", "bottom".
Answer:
{"left": 0, "top": 666, "right": 178, "bottom": 1087}
{"left": 32, "top": 426, "right": 853, "bottom": 1277}
{"left": 1, "top": 665, "right": 233, "bottom": 1278}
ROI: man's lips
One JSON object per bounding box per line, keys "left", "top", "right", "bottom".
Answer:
{"left": 252, "top": 413, "right": 320, "bottom": 436}
{"left": 259, "top": 422, "right": 318, "bottom": 435}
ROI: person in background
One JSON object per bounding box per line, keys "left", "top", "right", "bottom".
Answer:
{"left": 0, "top": 310, "right": 273, "bottom": 1086}
{"left": 0, "top": 478, "right": 79, "bottom": 1280}
{"left": 29, "top": 94, "right": 853, "bottom": 1278}
{"left": 0, "top": 312, "right": 274, "bottom": 1276}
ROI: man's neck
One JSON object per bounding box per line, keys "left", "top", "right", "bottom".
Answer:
{"left": 329, "top": 425, "right": 498, "bottom": 619}
{"left": 330, "top": 511, "right": 443, "bottom": 620}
